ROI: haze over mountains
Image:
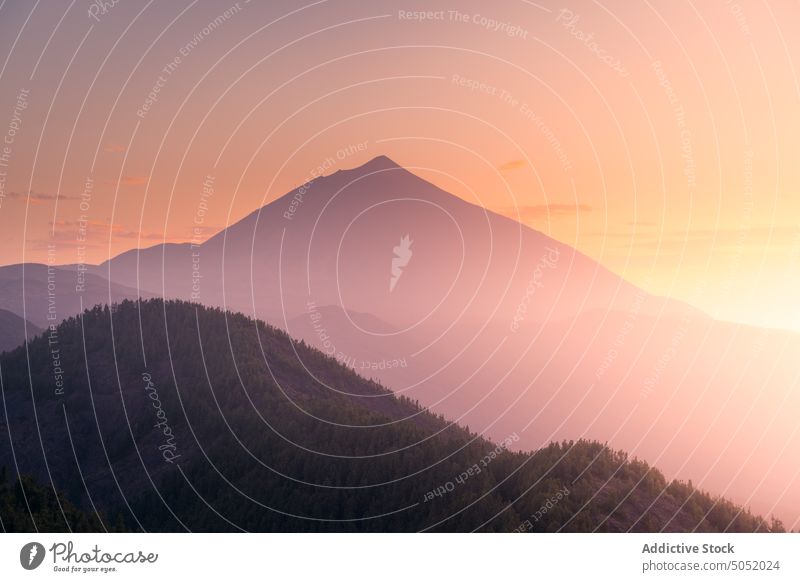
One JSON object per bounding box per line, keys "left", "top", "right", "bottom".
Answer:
{"left": 0, "top": 263, "right": 150, "bottom": 329}
{"left": 1, "top": 156, "right": 798, "bottom": 526}
{"left": 0, "top": 309, "right": 41, "bottom": 353}
{"left": 0, "top": 300, "right": 779, "bottom": 532}
{"left": 83, "top": 155, "right": 675, "bottom": 324}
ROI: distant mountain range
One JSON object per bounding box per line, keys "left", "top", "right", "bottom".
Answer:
{"left": 0, "top": 263, "right": 149, "bottom": 329}
{"left": 79, "top": 155, "right": 678, "bottom": 324}
{"left": 0, "top": 156, "right": 797, "bottom": 526}
{"left": 0, "top": 309, "right": 41, "bottom": 353}
{"left": 0, "top": 299, "right": 780, "bottom": 532}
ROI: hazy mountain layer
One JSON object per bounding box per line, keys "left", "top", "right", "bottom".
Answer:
{"left": 0, "top": 300, "right": 779, "bottom": 532}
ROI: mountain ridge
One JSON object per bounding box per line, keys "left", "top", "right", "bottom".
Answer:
{"left": 0, "top": 299, "right": 780, "bottom": 532}
{"left": 0, "top": 308, "right": 42, "bottom": 353}
{"left": 1, "top": 157, "right": 798, "bottom": 524}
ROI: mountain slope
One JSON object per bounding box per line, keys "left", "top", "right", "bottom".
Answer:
{"left": 0, "top": 308, "right": 41, "bottom": 353}
{"left": 90, "top": 155, "right": 680, "bottom": 325}
{"left": 0, "top": 470, "right": 109, "bottom": 532}
{"left": 0, "top": 263, "right": 152, "bottom": 328}
{"left": 50, "top": 157, "right": 800, "bottom": 524}
{"left": 0, "top": 300, "right": 776, "bottom": 532}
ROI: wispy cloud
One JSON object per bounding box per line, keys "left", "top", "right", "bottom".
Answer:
{"left": 40, "top": 219, "right": 223, "bottom": 250}
{"left": 625, "top": 220, "right": 659, "bottom": 227}
{"left": 629, "top": 226, "right": 800, "bottom": 250}
{"left": 6, "top": 190, "right": 78, "bottom": 205}
{"left": 103, "top": 175, "right": 148, "bottom": 186}
{"left": 103, "top": 144, "right": 126, "bottom": 153}
{"left": 45, "top": 219, "right": 169, "bottom": 247}
{"left": 120, "top": 175, "right": 148, "bottom": 186}
{"left": 497, "top": 159, "right": 528, "bottom": 173}
{"left": 502, "top": 203, "right": 592, "bottom": 222}
{"left": 581, "top": 225, "right": 800, "bottom": 257}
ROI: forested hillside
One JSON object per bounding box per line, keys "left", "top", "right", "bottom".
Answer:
{"left": 0, "top": 300, "right": 781, "bottom": 532}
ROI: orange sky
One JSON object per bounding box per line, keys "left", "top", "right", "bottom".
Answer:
{"left": 0, "top": 0, "right": 798, "bottom": 330}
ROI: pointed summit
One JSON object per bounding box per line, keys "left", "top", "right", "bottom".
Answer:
{"left": 347, "top": 154, "right": 402, "bottom": 174}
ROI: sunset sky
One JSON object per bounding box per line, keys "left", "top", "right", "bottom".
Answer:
{"left": 0, "top": 0, "right": 798, "bottom": 330}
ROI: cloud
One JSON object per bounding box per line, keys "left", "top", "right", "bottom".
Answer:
{"left": 503, "top": 203, "right": 592, "bottom": 222}
{"left": 497, "top": 159, "right": 528, "bottom": 173}
{"left": 28, "top": 220, "right": 222, "bottom": 252}
{"left": 625, "top": 220, "right": 658, "bottom": 227}
{"left": 580, "top": 225, "right": 800, "bottom": 259}
{"left": 6, "top": 190, "right": 78, "bottom": 205}
{"left": 103, "top": 176, "right": 148, "bottom": 186}
{"left": 629, "top": 226, "right": 800, "bottom": 250}
{"left": 103, "top": 144, "right": 126, "bottom": 153}
{"left": 120, "top": 175, "right": 148, "bottom": 186}
{"left": 46, "top": 219, "right": 169, "bottom": 247}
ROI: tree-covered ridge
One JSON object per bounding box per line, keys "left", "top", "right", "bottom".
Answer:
{"left": 0, "top": 468, "right": 116, "bottom": 532}
{"left": 0, "top": 300, "right": 785, "bottom": 532}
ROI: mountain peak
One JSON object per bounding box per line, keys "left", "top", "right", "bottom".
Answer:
{"left": 347, "top": 154, "right": 402, "bottom": 174}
